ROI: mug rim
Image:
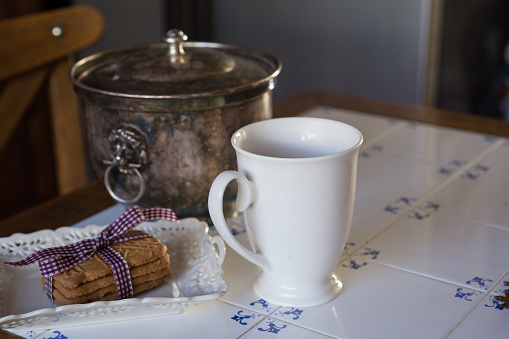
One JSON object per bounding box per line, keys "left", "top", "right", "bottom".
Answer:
{"left": 231, "top": 117, "right": 363, "bottom": 161}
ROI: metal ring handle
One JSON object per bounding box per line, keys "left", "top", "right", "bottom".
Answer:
{"left": 104, "top": 164, "right": 146, "bottom": 205}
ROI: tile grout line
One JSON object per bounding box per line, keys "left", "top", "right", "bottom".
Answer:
{"left": 407, "top": 137, "right": 506, "bottom": 206}
{"left": 343, "top": 117, "right": 506, "bottom": 256}
{"left": 349, "top": 136, "right": 507, "bottom": 256}
{"left": 486, "top": 267, "right": 509, "bottom": 296}
{"left": 235, "top": 317, "right": 266, "bottom": 339}
{"left": 360, "top": 257, "right": 494, "bottom": 293}
{"left": 340, "top": 138, "right": 506, "bottom": 278}
{"left": 443, "top": 289, "right": 492, "bottom": 339}
{"left": 233, "top": 110, "right": 507, "bottom": 337}
{"left": 360, "top": 120, "right": 408, "bottom": 149}
{"left": 302, "top": 106, "right": 409, "bottom": 150}
{"left": 441, "top": 267, "right": 509, "bottom": 339}
{"left": 344, "top": 259, "right": 492, "bottom": 339}
{"left": 215, "top": 299, "right": 276, "bottom": 339}
{"left": 306, "top": 107, "right": 509, "bottom": 337}
{"left": 352, "top": 136, "right": 505, "bottom": 257}
{"left": 345, "top": 138, "right": 507, "bottom": 338}
{"left": 218, "top": 298, "right": 280, "bottom": 315}
{"left": 221, "top": 295, "right": 339, "bottom": 338}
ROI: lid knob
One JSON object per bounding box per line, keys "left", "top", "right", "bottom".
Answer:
{"left": 165, "top": 29, "right": 187, "bottom": 58}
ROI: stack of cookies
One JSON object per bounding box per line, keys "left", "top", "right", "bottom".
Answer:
{"left": 42, "top": 231, "right": 171, "bottom": 306}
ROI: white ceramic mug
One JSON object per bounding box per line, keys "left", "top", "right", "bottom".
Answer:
{"left": 208, "top": 117, "right": 363, "bottom": 307}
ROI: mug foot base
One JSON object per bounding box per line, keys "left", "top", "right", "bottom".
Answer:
{"left": 252, "top": 272, "right": 343, "bottom": 307}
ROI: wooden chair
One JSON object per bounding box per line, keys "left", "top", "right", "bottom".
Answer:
{"left": 0, "top": 5, "right": 104, "bottom": 218}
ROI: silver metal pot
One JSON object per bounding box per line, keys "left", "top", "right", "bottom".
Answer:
{"left": 71, "top": 29, "right": 281, "bottom": 219}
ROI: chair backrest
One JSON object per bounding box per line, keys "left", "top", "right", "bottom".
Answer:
{"left": 0, "top": 5, "right": 104, "bottom": 217}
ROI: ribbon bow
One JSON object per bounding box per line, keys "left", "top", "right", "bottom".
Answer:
{"left": 4, "top": 205, "right": 178, "bottom": 303}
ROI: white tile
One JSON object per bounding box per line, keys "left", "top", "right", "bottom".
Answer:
{"left": 269, "top": 261, "right": 479, "bottom": 339}
{"left": 377, "top": 122, "right": 499, "bottom": 164}
{"left": 431, "top": 171, "right": 509, "bottom": 229}
{"left": 478, "top": 140, "right": 509, "bottom": 178}
{"left": 356, "top": 151, "right": 446, "bottom": 201}
{"left": 240, "top": 317, "right": 331, "bottom": 338}
{"left": 345, "top": 195, "right": 401, "bottom": 254}
{"left": 301, "top": 106, "right": 402, "bottom": 143}
{"left": 360, "top": 213, "right": 509, "bottom": 290}
{"left": 44, "top": 301, "right": 263, "bottom": 339}
{"left": 44, "top": 111, "right": 509, "bottom": 338}
{"left": 220, "top": 234, "right": 281, "bottom": 315}
{"left": 447, "top": 294, "right": 509, "bottom": 339}
{"left": 490, "top": 273, "right": 509, "bottom": 297}
{"left": 8, "top": 328, "right": 49, "bottom": 338}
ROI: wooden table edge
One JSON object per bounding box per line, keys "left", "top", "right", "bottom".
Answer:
{"left": 274, "top": 90, "right": 509, "bottom": 138}
{"left": 0, "top": 180, "right": 114, "bottom": 237}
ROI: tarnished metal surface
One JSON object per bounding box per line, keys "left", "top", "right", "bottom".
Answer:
{"left": 71, "top": 30, "right": 280, "bottom": 219}
{"left": 71, "top": 30, "right": 280, "bottom": 98}
{"left": 75, "top": 89, "right": 272, "bottom": 219}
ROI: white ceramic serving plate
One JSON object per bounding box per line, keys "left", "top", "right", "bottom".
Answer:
{"left": 0, "top": 218, "right": 227, "bottom": 331}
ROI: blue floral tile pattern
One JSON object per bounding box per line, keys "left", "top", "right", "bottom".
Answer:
{"left": 7, "top": 106, "right": 509, "bottom": 338}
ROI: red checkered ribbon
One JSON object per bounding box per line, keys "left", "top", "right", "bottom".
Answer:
{"left": 4, "top": 205, "right": 178, "bottom": 303}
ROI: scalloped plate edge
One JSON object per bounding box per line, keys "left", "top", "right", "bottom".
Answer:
{"left": 0, "top": 217, "right": 228, "bottom": 331}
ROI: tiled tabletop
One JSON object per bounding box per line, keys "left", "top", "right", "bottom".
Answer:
{"left": 7, "top": 106, "right": 509, "bottom": 338}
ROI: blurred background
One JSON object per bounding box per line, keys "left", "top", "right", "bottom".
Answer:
{"left": 1, "top": 0, "right": 509, "bottom": 218}
{"left": 3, "top": 0, "right": 508, "bottom": 115}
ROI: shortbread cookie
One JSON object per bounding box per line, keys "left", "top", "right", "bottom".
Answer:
{"left": 50, "top": 264, "right": 170, "bottom": 299}
{"left": 53, "top": 269, "right": 170, "bottom": 306}
{"left": 42, "top": 231, "right": 171, "bottom": 305}
{"left": 51, "top": 231, "right": 169, "bottom": 289}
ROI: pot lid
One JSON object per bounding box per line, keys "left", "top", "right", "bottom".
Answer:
{"left": 73, "top": 29, "right": 281, "bottom": 97}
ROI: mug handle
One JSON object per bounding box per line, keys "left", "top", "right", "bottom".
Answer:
{"left": 208, "top": 170, "right": 270, "bottom": 271}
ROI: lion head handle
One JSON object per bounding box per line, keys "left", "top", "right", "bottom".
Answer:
{"left": 106, "top": 125, "right": 148, "bottom": 172}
